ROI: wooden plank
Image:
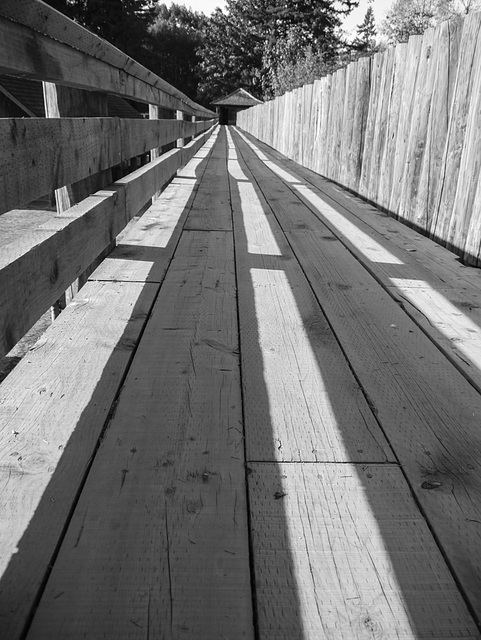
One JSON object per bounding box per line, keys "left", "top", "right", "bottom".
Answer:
{"left": 0, "top": 279, "right": 158, "bottom": 640}
{"left": 398, "top": 26, "right": 437, "bottom": 230}
{"left": 0, "top": 117, "right": 119, "bottom": 215}
{"left": 359, "top": 51, "right": 383, "bottom": 197}
{"left": 367, "top": 47, "right": 395, "bottom": 204}
{"left": 0, "top": 130, "right": 217, "bottom": 358}
{"left": 0, "top": 117, "right": 216, "bottom": 214}
{"left": 416, "top": 19, "right": 462, "bottom": 234}
{"left": 0, "top": 0, "right": 214, "bottom": 117}
{"left": 0, "top": 15, "right": 212, "bottom": 116}
{"left": 432, "top": 12, "right": 481, "bottom": 249}
{"left": 377, "top": 43, "right": 407, "bottom": 212}
{"left": 232, "top": 130, "right": 481, "bottom": 615}
{"left": 227, "top": 130, "right": 392, "bottom": 463}
{"left": 239, "top": 130, "right": 481, "bottom": 290}
{"left": 386, "top": 282, "right": 481, "bottom": 378}
{"left": 282, "top": 226, "right": 481, "bottom": 616}
{"left": 43, "top": 83, "right": 113, "bottom": 312}
{"left": 184, "top": 127, "right": 232, "bottom": 231}
{"left": 249, "top": 463, "right": 479, "bottom": 639}
{"left": 91, "top": 139, "right": 216, "bottom": 283}
{"left": 236, "top": 130, "right": 481, "bottom": 395}
{"left": 388, "top": 35, "right": 423, "bottom": 216}
{"left": 26, "top": 230, "right": 254, "bottom": 640}
{"left": 338, "top": 61, "right": 357, "bottom": 189}
{"left": 449, "top": 22, "right": 481, "bottom": 264}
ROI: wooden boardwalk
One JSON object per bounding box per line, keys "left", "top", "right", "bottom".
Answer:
{"left": 2, "top": 125, "right": 481, "bottom": 639}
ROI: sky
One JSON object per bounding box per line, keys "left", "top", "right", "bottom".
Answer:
{"left": 171, "top": 0, "right": 394, "bottom": 37}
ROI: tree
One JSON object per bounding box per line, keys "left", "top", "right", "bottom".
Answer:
{"left": 197, "top": 1, "right": 266, "bottom": 104}
{"left": 197, "top": 0, "right": 358, "bottom": 102}
{"left": 148, "top": 3, "right": 206, "bottom": 100}
{"left": 380, "top": 0, "right": 481, "bottom": 44}
{"left": 42, "top": 0, "right": 155, "bottom": 65}
{"left": 352, "top": 5, "right": 377, "bottom": 52}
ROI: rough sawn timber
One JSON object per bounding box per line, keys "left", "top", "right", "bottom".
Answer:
{"left": 232, "top": 127, "right": 481, "bottom": 621}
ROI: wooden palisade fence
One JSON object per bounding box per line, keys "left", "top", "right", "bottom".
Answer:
{"left": 238, "top": 11, "right": 481, "bottom": 267}
{"left": 0, "top": 0, "right": 217, "bottom": 359}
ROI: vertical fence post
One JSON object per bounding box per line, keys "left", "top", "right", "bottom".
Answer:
{"left": 149, "top": 104, "right": 162, "bottom": 202}
{"left": 42, "top": 82, "right": 113, "bottom": 317}
{"left": 176, "top": 109, "right": 185, "bottom": 148}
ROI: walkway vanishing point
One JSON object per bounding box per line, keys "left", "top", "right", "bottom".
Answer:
{"left": 3, "top": 124, "right": 481, "bottom": 639}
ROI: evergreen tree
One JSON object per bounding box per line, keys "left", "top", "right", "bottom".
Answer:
{"left": 352, "top": 6, "right": 377, "bottom": 52}
{"left": 148, "top": 3, "right": 206, "bottom": 100}
{"left": 198, "top": 0, "right": 358, "bottom": 102}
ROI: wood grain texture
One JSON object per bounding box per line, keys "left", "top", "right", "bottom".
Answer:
{"left": 0, "top": 117, "right": 117, "bottom": 214}
{"left": 239, "top": 132, "right": 481, "bottom": 395}
{"left": 285, "top": 231, "right": 481, "bottom": 618}
{"left": 238, "top": 10, "right": 481, "bottom": 266}
{"left": 231, "top": 130, "right": 481, "bottom": 617}
{"left": 0, "top": 0, "right": 214, "bottom": 117}
{"left": 249, "top": 463, "right": 479, "bottom": 639}
{"left": 0, "top": 280, "right": 157, "bottom": 640}
{"left": 0, "top": 127, "right": 215, "bottom": 357}
{"left": 228, "top": 130, "right": 392, "bottom": 464}
{"left": 184, "top": 127, "right": 232, "bottom": 231}
{"left": 91, "top": 135, "right": 216, "bottom": 283}
{"left": 433, "top": 12, "right": 481, "bottom": 250}
{"left": 0, "top": 14, "right": 213, "bottom": 116}
{"left": 26, "top": 230, "right": 253, "bottom": 640}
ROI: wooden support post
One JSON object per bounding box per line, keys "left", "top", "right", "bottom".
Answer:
{"left": 149, "top": 104, "right": 161, "bottom": 202}
{"left": 176, "top": 109, "right": 184, "bottom": 148}
{"left": 43, "top": 82, "right": 113, "bottom": 317}
{"left": 191, "top": 114, "right": 196, "bottom": 142}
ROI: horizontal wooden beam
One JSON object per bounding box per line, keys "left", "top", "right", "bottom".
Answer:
{"left": 0, "top": 0, "right": 214, "bottom": 116}
{"left": 0, "top": 14, "right": 215, "bottom": 117}
{"left": 0, "top": 125, "right": 215, "bottom": 357}
{"left": 0, "top": 117, "right": 215, "bottom": 214}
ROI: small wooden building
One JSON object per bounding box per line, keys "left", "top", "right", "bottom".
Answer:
{"left": 212, "top": 88, "right": 262, "bottom": 125}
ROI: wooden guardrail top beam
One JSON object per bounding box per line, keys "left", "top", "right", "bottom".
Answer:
{"left": 0, "top": 0, "right": 215, "bottom": 118}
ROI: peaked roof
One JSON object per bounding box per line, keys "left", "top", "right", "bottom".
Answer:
{"left": 212, "top": 88, "right": 263, "bottom": 107}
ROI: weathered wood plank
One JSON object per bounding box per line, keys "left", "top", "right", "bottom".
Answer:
{"left": 415, "top": 19, "right": 462, "bottom": 233}
{"left": 184, "top": 127, "right": 232, "bottom": 231}
{"left": 284, "top": 227, "right": 481, "bottom": 615}
{"left": 239, "top": 131, "right": 481, "bottom": 391}
{"left": 376, "top": 42, "right": 406, "bottom": 212}
{"left": 232, "top": 129, "right": 481, "bottom": 615}
{"left": 0, "top": 0, "right": 214, "bottom": 117}
{"left": 43, "top": 83, "right": 113, "bottom": 312}
{"left": 26, "top": 230, "right": 253, "bottom": 640}
{"left": 0, "top": 117, "right": 215, "bottom": 214}
{"left": 249, "top": 463, "right": 479, "bottom": 639}
{"left": 239, "top": 130, "right": 481, "bottom": 292}
{"left": 0, "top": 280, "right": 158, "bottom": 640}
{"left": 0, "top": 127, "right": 215, "bottom": 357}
{"left": 91, "top": 136, "right": 216, "bottom": 283}
{"left": 228, "top": 130, "right": 392, "bottom": 463}
{"left": 0, "top": 15, "right": 212, "bottom": 116}
{"left": 432, "top": 12, "right": 481, "bottom": 250}
{"left": 398, "top": 27, "right": 437, "bottom": 229}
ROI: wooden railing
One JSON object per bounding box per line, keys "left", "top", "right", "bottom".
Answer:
{"left": 0, "top": 0, "right": 217, "bottom": 358}
{"left": 238, "top": 10, "right": 481, "bottom": 268}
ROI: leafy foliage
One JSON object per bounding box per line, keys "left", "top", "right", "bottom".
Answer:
{"left": 380, "top": 0, "right": 481, "bottom": 44}
{"left": 42, "top": 0, "right": 367, "bottom": 104}
{"left": 198, "top": 0, "right": 359, "bottom": 101}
